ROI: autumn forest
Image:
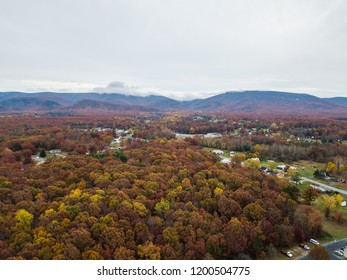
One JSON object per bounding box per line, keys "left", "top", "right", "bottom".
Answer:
{"left": 0, "top": 113, "right": 347, "bottom": 260}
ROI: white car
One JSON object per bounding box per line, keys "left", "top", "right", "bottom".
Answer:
{"left": 299, "top": 244, "right": 310, "bottom": 250}
{"left": 310, "top": 239, "right": 319, "bottom": 245}
{"left": 281, "top": 250, "right": 293, "bottom": 258}
{"left": 335, "top": 250, "right": 344, "bottom": 257}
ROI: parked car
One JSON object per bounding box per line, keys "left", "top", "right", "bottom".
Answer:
{"left": 334, "top": 250, "right": 344, "bottom": 257}
{"left": 310, "top": 239, "right": 319, "bottom": 245}
{"left": 281, "top": 250, "right": 293, "bottom": 258}
{"left": 299, "top": 244, "right": 310, "bottom": 250}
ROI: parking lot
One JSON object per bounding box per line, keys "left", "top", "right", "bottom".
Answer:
{"left": 300, "top": 238, "right": 347, "bottom": 260}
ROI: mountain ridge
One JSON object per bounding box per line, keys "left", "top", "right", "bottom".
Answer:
{"left": 0, "top": 90, "right": 346, "bottom": 115}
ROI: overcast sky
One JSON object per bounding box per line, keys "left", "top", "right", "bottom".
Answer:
{"left": 0, "top": 0, "right": 346, "bottom": 100}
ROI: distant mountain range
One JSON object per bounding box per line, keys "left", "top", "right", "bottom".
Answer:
{"left": 323, "top": 97, "right": 347, "bottom": 107}
{"left": 0, "top": 91, "right": 346, "bottom": 115}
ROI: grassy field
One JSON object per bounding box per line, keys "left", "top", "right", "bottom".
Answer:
{"left": 335, "top": 182, "right": 347, "bottom": 191}
{"left": 292, "top": 160, "right": 326, "bottom": 178}
{"left": 296, "top": 181, "right": 312, "bottom": 191}
{"left": 321, "top": 220, "right": 347, "bottom": 241}
{"left": 312, "top": 195, "right": 347, "bottom": 215}
{"left": 261, "top": 160, "right": 285, "bottom": 169}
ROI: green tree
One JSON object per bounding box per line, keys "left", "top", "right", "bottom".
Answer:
{"left": 39, "top": 148, "right": 47, "bottom": 158}
{"left": 115, "top": 150, "right": 127, "bottom": 162}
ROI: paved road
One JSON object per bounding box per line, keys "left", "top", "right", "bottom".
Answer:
{"left": 300, "top": 238, "right": 347, "bottom": 260}
{"left": 301, "top": 177, "right": 347, "bottom": 196}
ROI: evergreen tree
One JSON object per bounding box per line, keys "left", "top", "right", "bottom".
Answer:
{"left": 39, "top": 148, "right": 46, "bottom": 158}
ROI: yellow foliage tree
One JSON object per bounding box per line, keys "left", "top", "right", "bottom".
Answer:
{"left": 321, "top": 194, "right": 342, "bottom": 211}
{"left": 214, "top": 187, "right": 224, "bottom": 196}
{"left": 82, "top": 250, "right": 103, "bottom": 260}
{"left": 268, "top": 161, "right": 278, "bottom": 171}
{"left": 15, "top": 209, "right": 34, "bottom": 230}
{"left": 321, "top": 194, "right": 343, "bottom": 218}
{"left": 133, "top": 201, "right": 148, "bottom": 217}
{"left": 326, "top": 162, "right": 337, "bottom": 174}
{"left": 244, "top": 159, "right": 261, "bottom": 169}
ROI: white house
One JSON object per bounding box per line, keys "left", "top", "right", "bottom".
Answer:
{"left": 277, "top": 164, "right": 286, "bottom": 170}
{"left": 220, "top": 158, "right": 231, "bottom": 164}
{"left": 49, "top": 149, "right": 61, "bottom": 154}
{"left": 212, "top": 150, "right": 224, "bottom": 155}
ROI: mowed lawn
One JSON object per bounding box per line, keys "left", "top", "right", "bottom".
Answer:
{"left": 292, "top": 160, "right": 326, "bottom": 178}
{"left": 321, "top": 220, "right": 347, "bottom": 241}
{"left": 296, "top": 181, "right": 312, "bottom": 192}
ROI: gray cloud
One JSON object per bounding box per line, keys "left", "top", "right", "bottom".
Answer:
{"left": 93, "top": 81, "right": 139, "bottom": 95}
{"left": 93, "top": 80, "right": 227, "bottom": 101}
